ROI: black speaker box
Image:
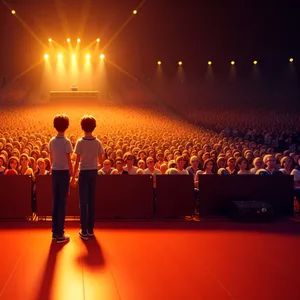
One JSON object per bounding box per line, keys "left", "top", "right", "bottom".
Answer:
{"left": 228, "top": 201, "right": 274, "bottom": 222}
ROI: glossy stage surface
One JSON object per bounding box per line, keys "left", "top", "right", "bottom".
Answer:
{"left": 0, "top": 220, "right": 299, "bottom": 300}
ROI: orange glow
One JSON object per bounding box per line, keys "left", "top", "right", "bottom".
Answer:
{"left": 253, "top": 60, "right": 258, "bottom": 65}
{"left": 231, "top": 61, "right": 235, "bottom": 65}
{"left": 67, "top": 38, "right": 71, "bottom": 43}
{"left": 58, "top": 53, "right": 63, "bottom": 60}
{"left": 96, "top": 38, "right": 100, "bottom": 43}
{"left": 100, "top": 54, "right": 105, "bottom": 59}
{"left": 86, "top": 54, "right": 91, "bottom": 60}
{"left": 289, "top": 58, "right": 294, "bottom": 63}
{"left": 48, "top": 38, "right": 52, "bottom": 43}
{"left": 77, "top": 38, "right": 81, "bottom": 43}
{"left": 157, "top": 61, "right": 162, "bottom": 65}
{"left": 178, "top": 61, "right": 183, "bottom": 66}
{"left": 133, "top": 10, "right": 137, "bottom": 14}
{"left": 208, "top": 61, "right": 212, "bottom": 65}
{"left": 11, "top": 10, "right": 16, "bottom": 15}
{"left": 44, "top": 54, "right": 49, "bottom": 60}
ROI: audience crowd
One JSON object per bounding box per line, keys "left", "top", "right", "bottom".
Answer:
{"left": 0, "top": 105, "right": 300, "bottom": 195}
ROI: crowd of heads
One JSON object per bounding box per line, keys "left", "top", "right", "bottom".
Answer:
{"left": 0, "top": 104, "right": 300, "bottom": 184}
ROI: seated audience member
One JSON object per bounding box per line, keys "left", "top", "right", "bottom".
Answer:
{"left": 201, "top": 158, "right": 215, "bottom": 175}
{"left": 165, "top": 160, "right": 178, "bottom": 175}
{"left": 217, "top": 168, "right": 230, "bottom": 175}
{"left": 154, "top": 151, "right": 165, "bottom": 170}
{"left": 138, "top": 150, "right": 147, "bottom": 161}
{"left": 4, "top": 156, "right": 19, "bottom": 175}
{"left": 250, "top": 157, "right": 264, "bottom": 174}
{"left": 123, "top": 152, "right": 138, "bottom": 174}
{"left": 176, "top": 156, "right": 189, "bottom": 175}
{"left": 145, "top": 157, "right": 161, "bottom": 175}
{"left": 226, "top": 157, "right": 238, "bottom": 175}
{"left": 0, "top": 154, "right": 6, "bottom": 175}
{"left": 19, "top": 153, "right": 34, "bottom": 177}
{"left": 255, "top": 169, "right": 270, "bottom": 175}
{"left": 111, "top": 158, "right": 129, "bottom": 175}
{"left": 35, "top": 158, "right": 50, "bottom": 175}
{"left": 166, "top": 168, "right": 179, "bottom": 175}
{"left": 44, "top": 158, "right": 51, "bottom": 173}
{"left": 236, "top": 157, "right": 251, "bottom": 175}
{"left": 145, "top": 157, "right": 161, "bottom": 187}
{"left": 186, "top": 156, "right": 200, "bottom": 178}
{"left": 216, "top": 156, "right": 226, "bottom": 170}
{"left": 29, "top": 157, "right": 37, "bottom": 173}
{"left": 279, "top": 156, "right": 293, "bottom": 175}
{"left": 160, "top": 163, "right": 168, "bottom": 174}
{"left": 275, "top": 153, "right": 283, "bottom": 169}
{"left": 244, "top": 150, "right": 254, "bottom": 169}
{"left": 194, "top": 159, "right": 215, "bottom": 187}
{"left": 11, "top": 148, "right": 20, "bottom": 158}
{"left": 98, "top": 159, "right": 114, "bottom": 175}
{"left": 136, "top": 159, "right": 146, "bottom": 174}
{"left": 291, "top": 157, "right": 300, "bottom": 188}
{"left": 263, "top": 154, "right": 284, "bottom": 175}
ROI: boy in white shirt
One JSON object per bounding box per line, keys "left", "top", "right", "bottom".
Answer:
{"left": 72, "top": 115, "right": 104, "bottom": 240}
{"left": 49, "top": 114, "right": 73, "bottom": 243}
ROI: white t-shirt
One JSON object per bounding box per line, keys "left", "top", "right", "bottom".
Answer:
{"left": 74, "top": 137, "right": 104, "bottom": 170}
{"left": 49, "top": 134, "right": 72, "bottom": 170}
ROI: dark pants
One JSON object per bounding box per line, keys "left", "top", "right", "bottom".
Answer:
{"left": 78, "top": 170, "right": 98, "bottom": 233}
{"left": 52, "top": 170, "right": 70, "bottom": 236}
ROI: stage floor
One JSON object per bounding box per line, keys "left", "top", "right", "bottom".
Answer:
{"left": 0, "top": 220, "right": 299, "bottom": 300}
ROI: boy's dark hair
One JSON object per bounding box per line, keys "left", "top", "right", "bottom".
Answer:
{"left": 81, "top": 115, "right": 96, "bottom": 132}
{"left": 53, "top": 114, "right": 69, "bottom": 132}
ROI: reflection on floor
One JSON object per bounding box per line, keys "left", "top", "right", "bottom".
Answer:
{"left": 0, "top": 221, "right": 299, "bottom": 300}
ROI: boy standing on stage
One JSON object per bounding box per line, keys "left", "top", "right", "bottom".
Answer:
{"left": 71, "top": 115, "right": 104, "bottom": 240}
{"left": 49, "top": 114, "right": 73, "bottom": 243}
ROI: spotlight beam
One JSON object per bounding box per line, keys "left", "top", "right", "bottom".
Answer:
{"left": 105, "top": 59, "right": 138, "bottom": 82}
{"left": 51, "top": 40, "right": 68, "bottom": 53}
{"left": 81, "top": 39, "right": 98, "bottom": 53}
{"left": 102, "top": 0, "right": 147, "bottom": 52}
{"left": 13, "top": 59, "right": 44, "bottom": 81}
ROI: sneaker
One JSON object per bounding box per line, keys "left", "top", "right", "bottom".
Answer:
{"left": 79, "top": 231, "right": 89, "bottom": 241}
{"left": 56, "top": 234, "right": 70, "bottom": 244}
{"left": 87, "top": 231, "right": 94, "bottom": 238}
{"left": 52, "top": 233, "right": 57, "bottom": 241}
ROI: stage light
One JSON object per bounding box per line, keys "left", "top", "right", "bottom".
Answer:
{"left": 72, "top": 54, "right": 76, "bottom": 59}
{"left": 96, "top": 38, "right": 100, "bottom": 42}
{"left": 44, "top": 54, "right": 49, "bottom": 60}
{"left": 48, "top": 38, "right": 52, "bottom": 43}
{"left": 157, "top": 61, "right": 162, "bottom": 65}
{"left": 67, "top": 38, "right": 71, "bottom": 43}
{"left": 289, "top": 58, "right": 294, "bottom": 63}
{"left": 231, "top": 61, "right": 235, "bottom": 65}
{"left": 133, "top": 10, "right": 137, "bottom": 14}
{"left": 86, "top": 54, "right": 91, "bottom": 60}
{"left": 100, "top": 54, "right": 105, "bottom": 59}
{"left": 58, "top": 53, "right": 63, "bottom": 59}
{"left": 253, "top": 60, "right": 258, "bottom": 65}
{"left": 208, "top": 61, "right": 212, "bottom": 65}
{"left": 11, "top": 10, "right": 16, "bottom": 15}
{"left": 178, "top": 61, "right": 183, "bottom": 66}
{"left": 77, "top": 38, "right": 81, "bottom": 43}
